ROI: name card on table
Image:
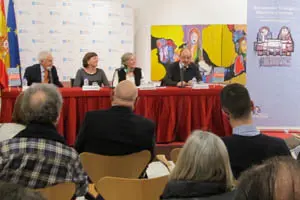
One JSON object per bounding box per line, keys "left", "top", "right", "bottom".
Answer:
{"left": 192, "top": 83, "right": 210, "bottom": 89}
{"left": 82, "top": 85, "right": 101, "bottom": 91}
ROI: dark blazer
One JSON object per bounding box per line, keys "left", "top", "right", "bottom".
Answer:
{"left": 222, "top": 134, "right": 291, "bottom": 178}
{"left": 160, "top": 180, "right": 235, "bottom": 200}
{"left": 118, "top": 67, "right": 142, "bottom": 86}
{"left": 75, "top": 106, "right": 156, "bottom": 159}
{"left": 24, "top": 64, "right": 63, "bottom": 87}
{"left": 163, "top": 61, "right": 202, "bottom": 86}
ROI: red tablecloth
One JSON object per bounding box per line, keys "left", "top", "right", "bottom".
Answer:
{"left": 0, "top": 87, "right": 232, "bottom": 145}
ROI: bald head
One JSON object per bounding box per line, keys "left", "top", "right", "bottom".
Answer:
{"left": 112, "top": 80, "right": 138, "bottom": 108}
{"left": 180, "top": 48, "right": 192, "bottom": 66}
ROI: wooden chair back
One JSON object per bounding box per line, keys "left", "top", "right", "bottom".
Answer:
{"left": 96, "top": 175, "right": 169, "bottom": 200}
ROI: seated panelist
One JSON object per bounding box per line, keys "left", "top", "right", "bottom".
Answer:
{"left": 113, "top": 52, "right": 143, "bottom": 87}
{"left": 73, "top": 52, "right": 109, "bottom": 87}
{"left": 24, "top": 51, "right": 63, "bottom": 87}
{"left": 163, "top": 48, "right": 202, "bottom": 86}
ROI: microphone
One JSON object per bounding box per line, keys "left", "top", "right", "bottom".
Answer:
{"left": 111, "top": 65, "right": 125, "bottom": 88}
{"left": 179, "top": 63, "right": 185, "bottom": 88}
{"left": 47, "top": 67, "right": 53, "bottom": 84}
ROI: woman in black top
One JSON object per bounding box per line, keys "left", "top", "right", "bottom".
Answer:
{"left": 113, "top": 52, "right": 143, "bottom": 86}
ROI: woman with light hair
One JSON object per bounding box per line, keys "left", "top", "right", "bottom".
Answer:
{"left": 161, "top": 131, "right": 236, "bottom": 200}
{"left": 113, "top": 52, "right": 144, "bottom": 87}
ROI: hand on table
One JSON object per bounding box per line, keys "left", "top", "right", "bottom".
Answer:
{"left": 177, "top": 81, "right": 187, "bottom": 87}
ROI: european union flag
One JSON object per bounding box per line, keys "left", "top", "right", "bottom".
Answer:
{"left": 7, "top": 0, "right": 20, "bottom": 68}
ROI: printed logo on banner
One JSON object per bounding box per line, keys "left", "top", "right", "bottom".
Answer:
{"left": 121, "top": 22, "right": 133, "bottom": 27}
{"left": 50, "top": 48, "right": 61, "bottom": 53}
{"left": 121, "top": 4, "right": 131, "bottom": 8}
{"left": 92, "top": 39, "right": 105, "bottom": 44}
{"left": 80, "top": 48, "right": 89, "bottom": 53}
{"left": 108, "top": 48, "right": 122, "bottom": 53}
{"left": 63, "top": 57, "right": 74, "bottom": 62}
{"left": 108, "top": 13, "right": 120, "bottom": 17}
{"left": 50, "top": 11, "right": 61, "bottom": 16}
{"left": 62, "top": 20, "right": 76, "bottom": 25}
{"left": 79, "top": 12, "right": 91, "bottom": 17}
{"left": 108, "top": 30, "right": 121, "bottom": 35}
{"left": 252, "top": 106, "right": 269, "bottom": 119}
{"left": 121, "top": 40, "right": 133, "bottom": 44}
{"left": 254, "top": 26, "right": 294, "bottom": 67}
{"left": 62, "top": 2, "right": 72, "bottom": 6}
{"left": 80, "top": 30, "right": 91, "bottom": 35}
{"left": 19, "top": 28, "right": 29, "bottom": 34}
{"left": 19, "top": 48, "right": 32, "bottom": 52}
{"left": 32, "top": 20, "right": 44, "bottom": 25}
{"left": 32, "top": 1, "right": 44, "bottom": 6}
{"left": 32, "top": 58, "right": 37, "bottom": 62}
{"left": 18, "top": 10, "right": 30, "bottom": 15}
{"left": 62, "top": 39, "right": 72, "bottom": 44}
{"left": 92, "top": 21, "right": 105, "bottom": 26}
{"left": 49, "top": 29, "right": 61, "bottom": 34}
{"left": 32, "top": 39, "right": 45, "bottom": 44}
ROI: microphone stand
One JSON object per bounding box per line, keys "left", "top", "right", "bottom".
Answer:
{"left": 179, "top": 66, "right": 185, "bottom": 88}
{"left": 111, "top": 69, "right": 118, "bottom": 89}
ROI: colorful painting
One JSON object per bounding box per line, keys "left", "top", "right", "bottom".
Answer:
{"left": 151, "top": 24, "right": 247, "bottom": 85}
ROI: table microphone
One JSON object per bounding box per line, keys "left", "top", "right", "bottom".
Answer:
{"left": 178, "top": 63, "right": 185, "bottom": 88}
{"left": 111, "top": 65, "right": 125, "bottom": 88}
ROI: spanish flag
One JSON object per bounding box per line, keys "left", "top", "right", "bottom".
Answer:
{"left": 0, "top": 0, "right": 9, "bottom": 89}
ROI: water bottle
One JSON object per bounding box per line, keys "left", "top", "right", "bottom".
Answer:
{"left": 83, "top": 78, "right": 89, "bottom": 86}
{"left": 192, "top": 77, "right": 197, "bottom": 86}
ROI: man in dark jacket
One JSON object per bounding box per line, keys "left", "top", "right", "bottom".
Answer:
{"left": 163, "top": 48, "right": 202, "bottom": 86}
{"left": 24, "top": 51, "right": 63, "bottom": 87}
{"left": 75, "top": 80, "right": 156, "bottom": 159}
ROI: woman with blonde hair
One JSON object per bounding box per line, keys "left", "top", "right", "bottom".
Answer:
{"left": 161, "top": 131, "right": 235, "bottom": 200}
{"left": 113, "top": 52, "right": 143, "bottom": 87}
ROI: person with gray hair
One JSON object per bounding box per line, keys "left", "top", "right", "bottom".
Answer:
{"left": 0, "top": 84, "right": 88, "bottom": 197}
{"left": 112, "top": 52, "right": 144, "bottom": 86}
{"left": 24, "top": 51, "right": 63, "bottom": 87}
{"left": 75, "top": 80, "right": 155, "bottom": 160}
{"left": 161, "top": 131, "right": 236, "bottom": 200}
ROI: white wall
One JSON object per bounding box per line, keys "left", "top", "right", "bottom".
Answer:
{"left": 126, "top": 0, "right": 248, "bottom": 81}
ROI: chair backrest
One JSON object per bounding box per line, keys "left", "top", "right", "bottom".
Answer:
{"left": 96, "top": 175, "right": 169, "bottom": 200}
{"left": 35, "top": 182, "right": 75, "bottom": 200}
{"left": 170, "top": 148, "right": 181, "bottom": 164}
{"left": 79, "top": 150, "right": 151, "bottom": 183}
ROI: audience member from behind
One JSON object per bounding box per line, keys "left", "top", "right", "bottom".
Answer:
{"left": 0, "top": 92, "right": 26, "bottom": 141}
{"left": 221, "top": 83, "right": 290, "bottom": 179}
{"left": 234, "top": 156, "right": 300, "bottom": 200}
{"left": 161, "top": 131, "right": 235, "bottom": 200}
{"left": 0, "top": 182, "right": 46, "bottom": 200}
{"left": 0, "top": 84, "right": 88, "bottom": 197}
{"left": 75, "top": 80, "right": 156, "bottom": 159}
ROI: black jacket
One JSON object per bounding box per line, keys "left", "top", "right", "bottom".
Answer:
{"left": 118, "top": 67, "right": 142, "bottom": 86}
{"left": 222, "top": 134, "right": 291, "bottom": 178}
{"left": 163, "top": 61, "right": 202, "bottom": 86}
{"left": 161, "top": 180, "right": 235, "bottom": 200}
{"left": 75, "top": 106, "right": 156, "bottom": 159}
{"left": 24, "top": 64, "right": 63, "bottom": 87}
